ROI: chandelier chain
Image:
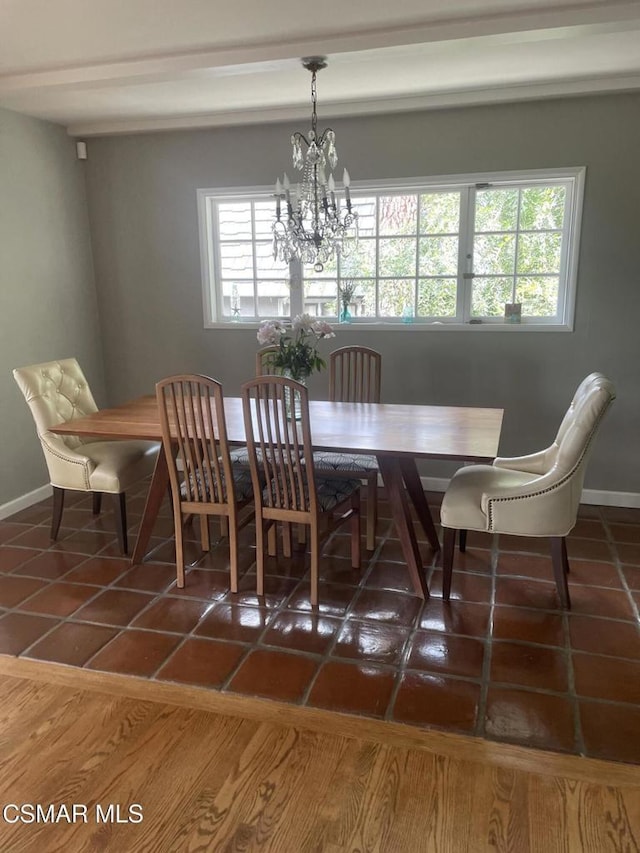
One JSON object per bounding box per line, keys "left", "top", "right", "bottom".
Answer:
{"left": 310, "top": 70, "right": 317, "bottom": 138}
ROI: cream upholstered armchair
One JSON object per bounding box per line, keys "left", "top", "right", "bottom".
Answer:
{"left": 13, "top": 358, "right": 159, "bottom": 554}
{"left": 440, "top": 373, "right": 616, "bottom": 609}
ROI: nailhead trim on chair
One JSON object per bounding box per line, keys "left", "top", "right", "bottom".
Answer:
{"left": 41, "top": 438, "right": 92, "bottom": 490}
{"left": 486, "top": 399, "right": 614, "bottom": 530}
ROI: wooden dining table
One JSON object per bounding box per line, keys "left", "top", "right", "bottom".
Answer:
{"left": 52, "top": 395, "right": 503, "bottom": 599}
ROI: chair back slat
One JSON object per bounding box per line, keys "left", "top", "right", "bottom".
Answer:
{"left": 329, "top": 346, "right": 382, "bottom": 403}
{"left": 256, "top": 346, "right": 281, "bottom": 376}
{"left": 242, "top": 376, "right": 316, "bottom": 517}
{"left": 157, "top": 375, "right": 233, "bottom": 507}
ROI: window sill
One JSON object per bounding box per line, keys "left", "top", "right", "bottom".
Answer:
{"left": 204, "top": 321, "right": 573, "bottom": 332}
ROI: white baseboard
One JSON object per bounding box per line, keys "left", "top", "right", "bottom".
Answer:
{"left": 580, "top": 489, "right": 640, "bottom": 508}
{"left": 0, "top": 484, "right": 52, "bottom": 521}
{"left": 418, "top": 477, "right": 640, "bottom": 509}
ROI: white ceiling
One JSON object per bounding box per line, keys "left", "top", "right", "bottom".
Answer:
{"left": 0, "top": 0, "right": 639, "bottom": 136}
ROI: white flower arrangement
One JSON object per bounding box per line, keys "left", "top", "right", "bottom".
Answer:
{"left": 257, "top": 314, "right": 335, "bottom": 380}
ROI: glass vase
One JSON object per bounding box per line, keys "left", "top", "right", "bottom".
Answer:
{"left": 340, "top": 306, "right": 352, "bottom": 323}
{"left": 282, "top": 370, "right": 308, "bottom": 420}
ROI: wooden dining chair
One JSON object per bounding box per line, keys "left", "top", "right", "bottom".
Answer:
{"left": 241, "top": 375, "right": 361, "bottom": 606}
{"left": 310, "top": 346, "right": 382, "bottom": 550}
{"left": 156, "top": 374, "right": 255, "bottom": 591}
{"left": 256, "top": 345, "right": 281, "bottom": 376}
{"left": 229, "top": 346, "right": 281, "bottom": 469}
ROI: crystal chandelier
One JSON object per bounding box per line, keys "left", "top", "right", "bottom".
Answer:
{"left": 273, "top": 56, "right": 358, "bottom": 273}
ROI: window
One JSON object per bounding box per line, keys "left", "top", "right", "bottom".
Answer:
{"left": 199, "top": 168, "right": 584, "bottom": 330}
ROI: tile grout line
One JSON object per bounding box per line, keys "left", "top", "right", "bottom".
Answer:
{"left": 474, "top": 532, "right": 499, "bottom": 739}
{"left": 384, "top": 534, "right": 438, "bottom": 722}
{"left": 297, "top": 522, "right": 394, "bottom": 708}
{"left": 81, "top": 539, "right": 260, "bottom": 673}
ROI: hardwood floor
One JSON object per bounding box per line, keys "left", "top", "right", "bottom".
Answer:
{"left": 0, "top": 659, "right": 638, "bottom": 851}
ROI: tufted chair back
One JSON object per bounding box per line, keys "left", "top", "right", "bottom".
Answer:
{"left": 13, "top": 358, "right": 99, "bottom": 450}
{"left": 485, "top": 374, "right": 616, "bottom": 536}
{"left": 554, "top": 372, "right": 606, "bottom": 447}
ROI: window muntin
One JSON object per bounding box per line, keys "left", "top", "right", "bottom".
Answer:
{"left": 200, "top": 169, "right": 583, "bottom": 328}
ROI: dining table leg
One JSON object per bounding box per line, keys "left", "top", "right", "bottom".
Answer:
{"left": 376, "top": 456, "right": 429, "bottom": 599}
{"left": 398, "top": 457, "right": 441, "bottom": 552}
{"left": 131, "top": 445, "right": 170, "bottom": 564}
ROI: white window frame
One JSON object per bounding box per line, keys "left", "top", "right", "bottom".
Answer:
{"left": 198, "top": 167, "right": 585, "bottom": 332}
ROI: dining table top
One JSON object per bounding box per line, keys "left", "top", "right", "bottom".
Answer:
{"left": 51, "top": 394, "right": 504, "bottom": 463}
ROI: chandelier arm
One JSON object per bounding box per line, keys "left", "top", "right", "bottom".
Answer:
{"left": 315, "top": 128, "right": 334, "bottom": 147}
{"left": 292, "top": 131, "right": 310, "bottom": 148}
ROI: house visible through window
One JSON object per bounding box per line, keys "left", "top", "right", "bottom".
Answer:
{"left": 198, "top": 168, "right": 584, "bottom": 329}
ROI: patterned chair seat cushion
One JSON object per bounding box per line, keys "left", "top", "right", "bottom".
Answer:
{"left": 309, "top": 451, "right": 379, "bottom": 475}
{"left": 230, "top": 446, "right": 273, "bottom": 467}
{"left": 229, "top": 445, "right": 252, "bottom": 466}
{"left": 180, "top": 468, "right": 255, "bottom": 503}
{"left": 263, "top": 476, "right": 360, "bottom": 513}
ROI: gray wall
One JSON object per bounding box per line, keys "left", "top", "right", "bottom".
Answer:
{"left": 85, "top": 93, "right": 640, "bottom": 493}
{"left": 0, "top": 107, "right": 104, "bottom": 505}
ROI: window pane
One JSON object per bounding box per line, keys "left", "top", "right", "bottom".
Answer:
{"left": 340, "top": 239, "right": 376, "bottom": 278}
{"left": 419, "top": 236, "right": 458, "bottom": 276}
{"left": 219, "top": 242, "right": 254, "bottom": 277}
{"left": 475, "top": 189, "right": 519, "bottom": 232}
{"left": 379, "top": 237, "right": 416, "bottom": 277}
{"left": 473, "top": 234, "right": 516, "bottom": 275}
{"left": 350, "top": 197, "right": 376, "bottom": 236}
{"left": 378, "top": 279, "right": 414, "bottom": 317}
{"left": 353, "top": 280, "right": 376, "bottom": 317}
{"left": 256, "top": 281, "right": 290, "bottom": 318}
{"left": 304, "top": 256, "right": 337, "bottom": 279}
{"left": 520, "top": 186, "right": 566, "bottom": 230}
{"left": 304, "top": 279, "right": 338, "bottom": 316}
{"left": 417, "top": 279, "right": 457, "bottom": 317}
{"left": 516, "top": 276, "right": 559, "bottom": 316}
{"left": 255, "top": 241, "right": 288, "bottom": 277}
{"left": 378, "top": 195, "right": 417, "bottom": 236}
{"left": 471, "top": 277, "right": 514, "bottom": 316}
{"left": 254, "top": 200, "right": 277, "bottom": 238}
{"left": 217, "top": 203, "right": 253, "bottom": 240}
{"left": 420, "top": 192, "right": 460, "bottom": 234}
{"left": 221, "top": 281, "right": 254, "bottom": 318}
{"left": 517, "top": 233, "right": 562, "bottom": 274}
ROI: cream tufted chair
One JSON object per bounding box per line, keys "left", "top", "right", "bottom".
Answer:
{"left": 440, "top": 373, "right": 616, "bottom": 609}
{"left": 13, "top": 358, "right": 159, "bottom": 553}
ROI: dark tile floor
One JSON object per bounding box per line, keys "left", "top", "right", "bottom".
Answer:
{"left": 1, "top": 482, "right": 640, "bottom": 765}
